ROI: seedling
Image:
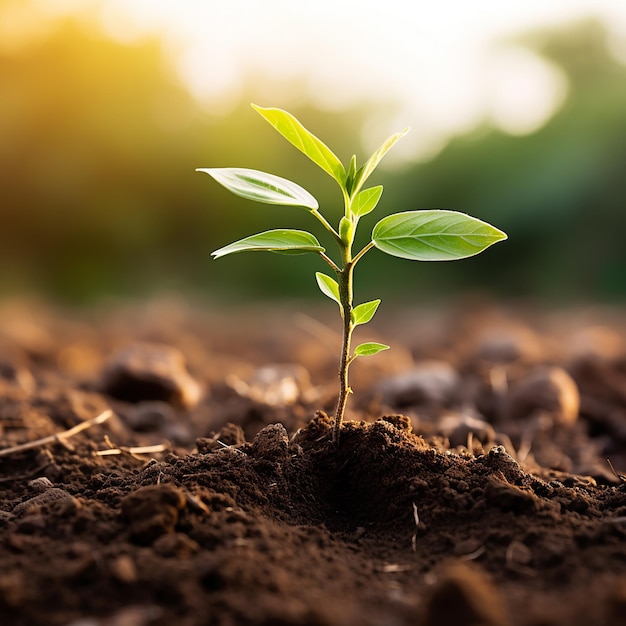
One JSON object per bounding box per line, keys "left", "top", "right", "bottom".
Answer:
{"left": 198, "top": 105, "right": 507, "bottom": 443}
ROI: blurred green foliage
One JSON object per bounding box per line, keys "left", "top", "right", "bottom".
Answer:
{"left": 0, "top": 15, "right": 625, "bottom": 303}
{"left": 390, "top": 20, "right": 626, "bottom": 303}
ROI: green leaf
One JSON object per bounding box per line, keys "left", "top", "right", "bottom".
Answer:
{"left": 352, "top": 185, "right": 383, "bottom": 219}
{"left": 212, "top": 229, "right": 324, "bottom": 259}
{"left": 352, "top": 128, "right": 409, "bottom": 195}
{"left": 252, "top": 104, "right": 346, "bottom": 186}
{"left": 351, "top": 299, "right": 381, "bottom": 326}
{"left": 372, "top": 210, "right": 507, "bottom": 261}
{"left": 353, "top": 342, "right": 390, "bottom": 357}
{"left": 197, "top": 167, "right": 318, "bottom": 210}
{"left": 346, "top": 154, "right": 357, "bottom": 195}
{"left": 315, "top": 272, "right": 341, "bottom": 305}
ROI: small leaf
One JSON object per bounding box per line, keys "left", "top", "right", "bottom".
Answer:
{"left": 352, "top": 185, "right": 383, "bottom": 219}
{"left": 252, "top": 104, "right": 346, "bottom": 186}
{"left": 372, "top": 210, "right": 507, "bottom": 261}
{"left": 346, "top": 154, "right": 357, "bottom": 194}
{"left": 197, "top": 167, "right": 318, "bottom": 210}
{"left": 212, "top": 229, "right": 324, "bottom": 259}
{"left": 352, "top": 128, "right": 409, "bottom": 195}
{"left": 351, "top": 299, "right": 381, "bottom": 326}
{"left": 353, "top": 342, "right": 390, "bottom": 357}
{"left": 315, "top": 272, "right": 341, "bottom": 305}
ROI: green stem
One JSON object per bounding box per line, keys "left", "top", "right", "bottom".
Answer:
{"left": 329, "top": 187, "right": 361, "bottom": 444}
{"left": 352, "top": 241, "right": 375, "bottom": 267}
{"left": 312, "top": 210, "right": 342, "bottom": 247}
{"left": 316, "top": 178, "right": 368, "bottom": 446}
{"left": 333, "top": 260, "right": 354, "bottom": 445}
{"left": 318, "top": 251, "right": 341, "bottom": 273}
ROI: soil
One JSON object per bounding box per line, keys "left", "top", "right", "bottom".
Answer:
{"left": 1, "top": 297, "right": 626, "bottom": 626}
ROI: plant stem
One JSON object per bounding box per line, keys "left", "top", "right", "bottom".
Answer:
{"left": 330, "top": 188, "right": 361, "bottom": 445}
{"left": 332, "top": 261, "right": 354, "bottom": 444}
{"left": 312, "top": 210, "right": 342, "bottom": 246}
{"left": 318, "top": 251, "right": 341, "bottom": 273}
{"left": 352, "top": 241, "right": 375, "bottom": 267}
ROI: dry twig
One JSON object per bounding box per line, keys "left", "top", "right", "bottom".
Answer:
{"left": 0, "top": 409, "right": 113, "bottom": 458}
{"left": 411, "top": 501, "right": 419, "bottom": 552}
{"left": 94, "top": 433, "right": 168, "bottom": 459}
{"left": 607, "top": 458, "right": 626, "bottom": 483}
{"left": 95, "top": 444, "right": 168, "bottom": 457}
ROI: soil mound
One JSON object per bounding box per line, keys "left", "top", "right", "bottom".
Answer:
{"left": 1, "top": 301, "right": 626, "bottom": 625}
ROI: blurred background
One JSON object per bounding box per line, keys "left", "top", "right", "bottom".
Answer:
{"left": 1, "top": 0, "right": 626, "bottom": 306}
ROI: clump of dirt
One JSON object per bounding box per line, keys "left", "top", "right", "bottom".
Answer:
{"left": 1, "top": 298, "right": 626, "bottom": 626}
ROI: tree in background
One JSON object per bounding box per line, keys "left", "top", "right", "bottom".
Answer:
{"left": 0, "top": 15, "right": 624, "bottom": 302}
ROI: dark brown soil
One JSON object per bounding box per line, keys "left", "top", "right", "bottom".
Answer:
{"left": 1, "top": 298, "right": 626, "bottom": 626}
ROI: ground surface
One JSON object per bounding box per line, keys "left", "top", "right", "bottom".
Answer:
{"left": 1, "top": 297, "right": 626, "bottom": 626}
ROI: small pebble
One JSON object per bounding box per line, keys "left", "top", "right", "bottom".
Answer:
{"left": 439, "top": 411, "right": 496, "bottom": 447}
{"left": 163, "top": 421, "right": 194, "bottom": 445}
{"left": 124, "top": 401, "right": 175, "bottom": 431}
{"left": 505, "top": 366, "right": 580, "bottom": 425}
{"left": 227, "top": 364, "right": 309, "bottom": 406}
{"left": 122, "top": 401, "right": 192, "bottom": 444}
{"left": 378, "top": 361, "right": 460, "bottom": 407}
{"left": 101, "top": 343, "right": 201, "bottom": 408}
{"left": 473, "top": 326, "right": 542, "bottom": 364}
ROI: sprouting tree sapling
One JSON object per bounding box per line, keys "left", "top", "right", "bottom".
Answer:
{"left": 198, "top": 104, "right": 507, "bottom": 443}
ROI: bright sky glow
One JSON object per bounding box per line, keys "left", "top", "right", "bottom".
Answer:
{"left": 14, "top": 0, "right": 626, "bottom": 160}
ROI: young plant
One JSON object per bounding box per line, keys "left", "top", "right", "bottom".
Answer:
{"left": 198, "top": 105, "right": 507, "bottom": 443}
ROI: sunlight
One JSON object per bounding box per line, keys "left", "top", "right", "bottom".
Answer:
{"left": 487, "top": 48, "right": 569, "bottom": 136}
{"left": 8, "top": 0, "right": 626, "bottom": 160}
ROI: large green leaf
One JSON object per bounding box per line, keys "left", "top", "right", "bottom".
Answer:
{"left": 197, "top": 167, "right": 318, "bottom": 210}
{"left": 351, "top": 128, "right": 409, "bottom": 195}
{"left": 352, "top": 185, "right": 383, "bottom": 219}
{"left": 351, "top": 299, "right": 381, "bottom": 326}
{"left": 372, "top": 210, "right": 507, "bottom": 261}
{"left": 353, "top": 342, "right": 390, "bottom": 357}
{"left": 252, "top": 104, "right": 346, "bottom": 186}
{"left": 315, "top": 272, "right": 341, "bottom": 305}
{"left": 212, "top": 229, "right": 324, "bottom": 259}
